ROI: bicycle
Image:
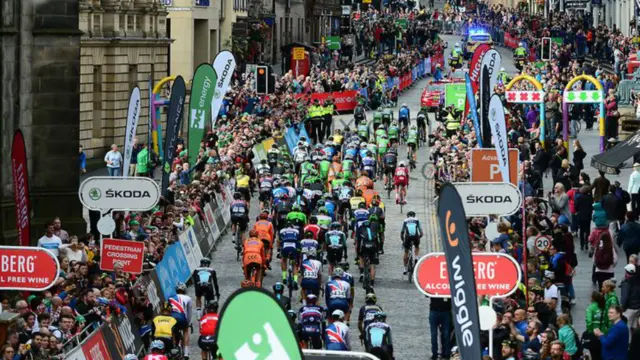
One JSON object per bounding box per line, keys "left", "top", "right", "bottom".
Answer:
{"left": 362, "top": 255, "right": 372, "bottom": 293}
{"left": 398, "top": 186, "right": 406, "bottom": 213}
{"left": 285, "top": 253, "right": 297, "bottom": 300}
{"left": 234, "top": 232, "right": 243, "bottom": 261}
{"left": 406, "top": 241, "right": 415, "bottom": 283}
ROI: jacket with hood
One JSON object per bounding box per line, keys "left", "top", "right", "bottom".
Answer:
{"left": 618, "top": 221, "right": 640, "bottom": 254}
{"left": 592, "top": 202, "right": 608, "bottom": 228}
{"left": 621, "top": 271, "right": 640, "bottom": 310}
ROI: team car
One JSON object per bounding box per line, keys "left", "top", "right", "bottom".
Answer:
{"left": 461, "top": 30, "right": 493, "bottom": 59}
{"left": 420, "top": 70, "right": 466, "bottom": 116}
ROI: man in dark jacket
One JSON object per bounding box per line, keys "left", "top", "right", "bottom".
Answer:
{"left": 592, "top": 171, "right": 611, "bottom": 202}
{"left": 618, "top": 211, "right": 640, "bottom": 260}
{"left": 621, "top": 264, "right": 640, "bottom": 332}
{"left": 602, "top": 185, "right": 621, "bottom": 240}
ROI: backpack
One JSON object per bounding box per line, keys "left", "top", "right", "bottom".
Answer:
{"left": 572, "top": 326, "right": 584, "bottom": 357}
{"left": 594, "top": 235, "right": 614, "bottom": 269}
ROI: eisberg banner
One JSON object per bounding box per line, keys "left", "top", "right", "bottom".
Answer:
{"left": 466, "top": 43, "right": 490, "bottom": 119}
{"left": 211, "top": 51, "right": 236, "bottom": 127}
{"left": 122, "top": 87, "right": 141, "bottom": 177}
{"left": 488, "top": 94, "right": 511, "bottom": 184}
{"left": 161, "top": 76, "right": 186, "bottom": 195}
{"left": 11, "top": 130, "right": 30, "bottom": 247}
{"left": 188, "top": 63, "right": 217, "bottom": 167}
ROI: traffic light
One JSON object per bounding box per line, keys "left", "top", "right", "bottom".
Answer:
{"left": 256, "top": 65, "right": 268, "bottom": 94}
{"left": 541, "top": 37, "right": 552, "bottom": 61}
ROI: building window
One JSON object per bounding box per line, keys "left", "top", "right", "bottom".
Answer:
{"left": 129, "top": 65, "right": 138, "bottom": 91}
{"left": 127, "top": 15, "right": 134, "bottom": 31}
{"left": 92, "top": 66, "right": 103, "bottom": 139}
{"left": 92, "top": 14, "right": 101, "bottom": 33}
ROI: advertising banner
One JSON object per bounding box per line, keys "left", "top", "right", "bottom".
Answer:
{"left": 179, "top": 226, "right": 203, "bottom": 272}
{"left": 293, "top": 90, "right": 358, "bottom": 112}
{"left": 445, "top": 83, "right": 466, "bottom": 110}
{"left": 437, "top": 184, "right": 482, "bottom": 360}
{"left": 471, "top": 149, "right": 519, "bottom": 185}
{"left": 79, "top": 176, "right": 161, "bottom": 211}
{"left": 326, "top": 36, "right": 341, "bottom": 50}
{"left": 480, "top": 49, "right": 501, "bottom": 100}
{"left": 81, "top": 328, "right": 111, "bottom": 360}
{"left": 161, "top": 75, "right": 186, "bottom": 196}
{"left": 465, "top": 73, "right": 482, "bottom": 147}
{"left": 101, "top": 310, "right": 143, "bottom": 360}
{"left": 99, "top": 238, "right": 145, "bottom": 274}
{"left": 479, "top": 66, "right": 491, "bottom": 147}
{"left": 451, "top": 182, "right": 523, "bottom": 216}
{"left": 188, "top": 63, "right": 217, "bottom": 167}
{"left": 0, "top": 246, "right": 60, "bottom": 291}
{"left": 414, "top": 252, "right": 521, "bottom": 298}
{"left": 155, "top": 242, "right": 191, "bottom": 299}
{"left": 212, "top": 196, "right": 227, "bottom": 233}
{"left": 194, "top": 217, "right": 213, "bottom": 256}
{"left": 11, "top": 130, "right": 30, "bottom": 247}
{"left": 122, "top": 87, "right": 141, "bottom": 178}
{"left": 64, "top": 347, "right": 87, "bottom": 360}
{"left": 504, "top": 32, "right": 519, "bottom": 49}
{"left": 204, "top": 203, "right": 221, "bottom": 240}
{"left": 466, "top": 44, "right": 489, "bottom": 119}
{"left": 488, "top": 94, "right": 511, "bottom": 184}
{"left": 211, "top": 51, "right": 236, "bottom": 127}
{"left": 133, "top": 270, "right": 164, "bottom": 313}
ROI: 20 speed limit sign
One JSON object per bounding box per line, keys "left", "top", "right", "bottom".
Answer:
{"left": 535, "top": 236, "right": 551, "bottom": 251}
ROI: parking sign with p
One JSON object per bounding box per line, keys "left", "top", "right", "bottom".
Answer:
{"left": 471, "top": 149, "right": 519, "bottom": 185}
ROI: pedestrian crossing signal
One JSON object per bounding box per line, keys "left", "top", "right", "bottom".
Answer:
{"left": 257, "top": 66, "right": 268, "bottom": 94}
{"left": 541, "top": 37, "right": 552, "bottom": 61}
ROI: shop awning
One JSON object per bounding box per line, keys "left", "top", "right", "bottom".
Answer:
{"left": 590, "top": 130, "right": 640, "bottom": 174}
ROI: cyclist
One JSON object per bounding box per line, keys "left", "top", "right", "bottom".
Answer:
{"left": 381, "top": 107, "right": 394, "bottom": 128}
{"left": 273, "top": 282, "right": 291, "bottom": 311}
{"left": 152, "top": 302, "right": 178, "bottom": 352}
{"left": 298, "top": 294, "right": 325, "bottom": 349}
{"left": 354, "top": 103, "right": 367, "bottom": 123}
{"left": 168, "top": 283, "right": 192, "bottom": 358}
{"left": 315, "top": 208, "right": 332, "bottom": 242}
{"left": 267, "top": 144, "right": 281, "bottom": 169}
{"left": 382, "top": 148, "right": 398, "bottom": 190}
{"left": 279, "top": 222, "right": 301, "bottom": 289}
{"left": 326, "top": 222, "right": 348, "bottom": 275}
{"left": 287, "top": 204, "right": 308, "bottom": 235}
{"left": 368, "top": 213, "right": 384, "bottom": 255}
{"left": 357, "top": 120, "right": 370, "bottom": 141}
{"left": 334, "top": 265, "right": 355, "bottom": 324}
{"left": 192, "top": 257, "right": 220, "bottom": 318}
{"left": 256, "top": 159, "right": 271, "bottom": 176}
{"left": 336, "top": 180, "right": 354, "bottom": 222}
{"left": 349, "top": 189, "right": 366, "bottom": 213}
{"left": 358, "top": 293, "right": 383, "bottom": 338}
{"left": 417, "top": 108, "right": 428, "bottom": 141}
{"left": 325, "top": 270, "right": 352, "bottom": 324}
{"left": 258, "top": 171, "right": 274, "bottom": 211}
{"left": 514, "top": 42, "right": 528, "bottom": 59}
{"left": 355, "top": 173, "right": 374, "bottom": 192}
{"left": 398, "top": 103, "right": 410, "bottom": 137}
{"left": 341, "top": 153, "right": 356, "bottom": 181}
{"left": 372, "top": 111, "right": 382, "bottom": 130}
{"left": 352, "top": 202, "right": 370, "bottom": 238}
{"left": 144, "top": 340, "right": 169, "bottom": 360}
{"left": 292, "top": 188, "right": 309, "bottom": 215}
{"left": 388, "top": 121, "right": 400, "bottom": 146}
{"left": 242, "top": 230, "right": 265, "bottom": 287}
{"left": 376, "top": 134, "right": 390, "bottom": 166}
{"left": 324, "top": 310, "right": 351, "bottom": 351}
{"left": 274, "top": 193, "right": 293, "bottom": 233}
{"left": 230, "top": 192, "right": 249, "bottom": 243}
{"left": 401, "top": 211, "right": 423, "bottom": 275}
{"left": 393, "top": 162, "right": 409, "bottom": 205}
{"left": 300, "top": 248, "right": 323, "bottom": 303}
{"left": 198, "top": 300, "right": 219, "bottom": 360}
{"left": 407, "top": 124, "right": 418, "bottom": 164}
{"left": 235, "top": 168, "right": 251, "bottom": 201}
{"left": 356, "top": 219, "right": 380, "bottom": 288}
{"left": 318, "top": 154, "right": 332, "bottom": 182}
{"left": 364, "top": 312, "right": 394, "bottom": 360}
{"left": 253, "top": 211, "right": 275, "bottom": 267}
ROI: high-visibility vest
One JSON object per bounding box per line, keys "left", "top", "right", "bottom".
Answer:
{"left": 325, "top": 104, "right": 334, "bottom": 116}
{"left": 445, "top": 114, "right": 459, "bottom": 130}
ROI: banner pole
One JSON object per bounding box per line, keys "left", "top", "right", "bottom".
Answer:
{"left": 522, "top": 177, "right": 529, "bottom": 309}
{"left": 489, "top": 296, "right": 494, "bottom": 359}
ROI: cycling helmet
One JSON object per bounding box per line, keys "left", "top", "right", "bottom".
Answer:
{"left": 366, "top": 151, "right": 373, "bottom": 157}
{"left": 344, "top": 181, "right": 353, "bottom": 187}
{"left": 402, "top": 103, "right": 408, "bottom": 107}
{"left": 206, "top": 300, "right": 219, "bottom": 312}
{"left": 273, "top": 282, "right": 284, "bottom": 293}
{"left": 319, "top": 207, "right": 328, "bottom": 215}
{"left": 240, "top": 279, "right": 252, "bottom": 288}
{"left": 454, "top": 43, "right": 459, "bottom": 47}
{"left": 308, "top": 216, "right": 317, "bottom": 225}
{"left": 304, "top": 230, "right": 315, "bottom": 238}
{"left": 374, "top": 311, "right": 387, "bottom": 321}
{"left": 360, "top": 142, "right": 367, "bottom": 147}
{"left": 358, "top": 202, "right": 367, "bottom": 209}
{"left": 315, "top": 144, "right": 323, "bottom": 149}
{"left": 306, "top": 293, "right": 318, "bottom": 302}
{"left": 273, "top": 180, "right": 281, "bottom": 187}
{"left": 365, "top": 293, "right": 377, "bottom": 303}
{"left": 292, "top": 204, "right": 302, "bottom": 212}
{"left": 332, "top": 309, "right": 345, "bottom": 320}
{"left": 399, "top": 161, "right": 406, "bottom": 167}
{"left": 371, "top": 199, "right": 380, "bottom": 206}
{"left": 233, "top": 192, "right": 242, "bottom": 200}
{"left": 316, "top": 200, "right": 325, "bottom": 208}
{"left": 287, "top": 310, "right": 297, "bottom": 320}
{"left": 407, "top": 211, "right": 416, "bottom": 217}
{"left": 500, "top": 67, "right": 506, "bottom": 72}
{"left": 150, "top": 340, "right": 165, "bottom": 351}
{"left": 331, "top": 222, "right": 342, "bottom": 230}
{"left": 369, "top": 214, "right": 379, "bottom": 222}
{"left": 381, "top": 134, "right": 388, "bottom": 139}
{"left": 519, "top": 42, "right": 524, "bottom": 47}
{"left": 333, "top": 268, "right": 345, "bottom": 278}
{"left": 124, "top": 355, "right": 138, "bottom": 360}
{"left": 249, "top": 229, "right": 259, "bottom": 237}
{"left": 176, "top": 282, "right": 187, "bottom": 293}
{"left": 261, "top": 159, "right": 267, "bottom": 164}
{"left": 355, "top": 189, "right": 363, "bottom": 196}
{"left": 200, "top": 257, "right": 211, "bottom": 267}
{"left": 284, "top": 162, "right": 291, "bottom": 169}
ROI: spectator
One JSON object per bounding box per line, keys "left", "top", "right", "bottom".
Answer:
{"left": 52, "top": 217, "right": 69, "bottom": 243}
{"left": 618, "top": 211, "right": 640, "bottom": 261}
{"left": 549, "top": 183, "right": 571, "bottom": 224}
{"left": 602, "top": 185, "right": 622, "bottom": 240}
{"left": 556, "top": 314, "right": 579, "bottom": 359}
{"left": 630, "top": 317, "right": 640, "bottom": 360}
{"left": 576, "top": 185, "right": 594, "bottom": 250}
{"left": 595, "top": 306, "right": 629, "bottom": 360}
{"left": 594, "top": 233, "right": 618, "bottom": 290}
{"left": 104, "top": 144, "right": 123, "bottom": 177}
{"left": 36, "top": 222, "right": 62, "bottom": 258}
{"left": 592, "top": 171, "right": 611, "bottom": 203}
{"left": 621, "top": 263, "right": 640, "bottom": 333}
{"left": 136, "top": 142, "right": 150, "bottom": 177}
{"left": 584, "top": 291, "right": 606, "bottom": 360}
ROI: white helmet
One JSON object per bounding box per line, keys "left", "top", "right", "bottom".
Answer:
{"left": 500, "top": 67, "right": 505, "bottom": 72}
{"left": 399, "top": 161, "right": 406, "bottom": 167}
{"left": 402, "top": 103, "right": 408, "bottom": 107}
{"left": 332, "top": 309, "right": 345, "bottom": 319}
{"left": 455, "top": 42, "right": 460, "bottom": 47}
{"left": 519, "top": 42, "right": 524, "bottom": 47}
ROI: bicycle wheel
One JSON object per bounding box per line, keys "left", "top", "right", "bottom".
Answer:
{"left": 387, "top": 181, "right": 392, "bottom": 199}
{"left": 407, "top": 249, "right": 414, "bottom": 283}
{"left": 235, "top": 235, "right": 242, "bottom": 261}
{"left": 363, "top": 258, "right": 371, "bottom": 291}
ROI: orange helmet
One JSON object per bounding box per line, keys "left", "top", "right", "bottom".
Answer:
{"left": 249, "top": 229, "right": 259, "bottom": 237}
{"left": 240, "top": 280, "right": 252, "bottom": 288}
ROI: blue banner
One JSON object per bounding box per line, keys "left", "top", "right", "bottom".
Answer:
{"left": 465, "top": 73, "right": 483, "bottom": 148}
{"left": 285, "top": 127, "right": 298, "bottom": 155}
{"left": 155, "top": 242, "right": 191, "bottom": 299}
{"left": 386, "top": 78, "right": 394, "bottom": 91}
{"left": 412, "top": 67, "right": 417, "bottom": 82}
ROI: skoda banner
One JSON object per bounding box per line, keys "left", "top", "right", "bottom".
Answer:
{"left": 79, "top": 176, "right": 161, "bottom": 211}
{"left": 216, "top": 288, "right": 303, "bottom": 360}
{"left": 488, "top": 94, "right": 511, "bottom": 184}
{"left": 122, "top": 87, "right": 141, "bottom": 177}
{"left": 452, "top": 182, "right": 523, "bottom": 216}
{"left": 211, "top": 51, "right": 236, "bottom": 127}
{"left": 188, "top": 63, "right": 217, "bottom": 167}
{"left": 437, "top": 184, "right": 482, "bottom": 360}
{"left": 161, "top": 76, "right": 186, "bottom": 195}
{"left": 481, "top": 49, "right": 501, "bottom": 97}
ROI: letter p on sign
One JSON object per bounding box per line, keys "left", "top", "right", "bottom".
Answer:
{"left": 471, "top": 149, "right": 519, "bottom": 185}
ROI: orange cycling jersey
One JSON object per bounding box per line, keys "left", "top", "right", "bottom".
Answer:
{"left": 253, "top": 220, "right": 274, "bottom": 242}
{"left": 363, "top": 189, "right": 379, "bottom": 207}
{"left": 243, "top": 238, "right": 265, "bottom": 267}
{"left": 355, "top": 176, "right": 374, "bottom": 191}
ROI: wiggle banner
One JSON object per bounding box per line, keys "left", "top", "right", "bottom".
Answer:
{"left": 504, "top": 32, "right": 519, "bottom": 49}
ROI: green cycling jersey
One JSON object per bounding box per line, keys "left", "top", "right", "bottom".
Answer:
{"left": 331, "top": 178, "right": 348, "bottom": 188}
{"left": 301, "top": 162, "right": 315, "bottom": 175}
{"left": 388, "top": 126, "right": 399, "bottom": 138}
{"left": 375, "top": 128, "right": 387, "bottom": 140}
{"left": 407, "top": 130, "right": 418, "bottom": 144}
{"left": 358, "top": 125, "right": 369, "bottom": 138}
{"left": 286, "top": 211, "right": 307, "bottom": 224}
{"left": 377, "top": 139, "right": 390, "bottom": 153}
{"left": 319, "top": 160, "right": 331, "bottom": 180}
{"left": 373, "top": 112, "right": 383, "bottom": 120}
{"left": 366, "top": 144, "right": 377, "bottom": 154}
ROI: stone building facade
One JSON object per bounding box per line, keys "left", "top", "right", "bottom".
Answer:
{"left": 0, "top": 0, "right": 83, "bottom": 243}
{"left": 79, "top": 0, "right": 171, "bottom": 160}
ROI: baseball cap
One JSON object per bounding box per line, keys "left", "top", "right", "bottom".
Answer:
{"left": 502, "top": 339, "right": 517, "bottom": 349}
{"left": 625, "top": 264, "right": 636, "bottom": 273}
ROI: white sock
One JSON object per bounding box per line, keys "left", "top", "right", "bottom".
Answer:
{"left": 183, "top": 346, "right": 189, "bottom": 357}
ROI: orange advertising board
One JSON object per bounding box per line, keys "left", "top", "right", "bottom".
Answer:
{"left": 471, "top": 149, "right": 519, "bottom": 185}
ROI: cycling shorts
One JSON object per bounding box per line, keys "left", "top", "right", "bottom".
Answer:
{"left": 327, "top": 247, "right": 343, "bottom": 264}
{"left": 237, "top": 187, "right": 250, "bottom": 201}
{"left": 195, "top": 283, "right": 214, "bottom": 300}
{"left": 198, "top": 335, "right": 218, "bottom": 354}
{"left": 384, "top": 165, "right": 396, "bottom": 176}
{"left": 243, "top": 251, "right": 263, "bottom": 269}
{"left": 361, "top": 244, "right": 379, "bottom": 265}
{"left": 399, "top": 117, "right": 408, "bottom": 125}
{"left": 327, "top": 300, "right": 350, "bottom": 314}
{"left": 281, "top": 245, "right": 298, "bottom": 260}
{"left": 301, "top": 279, "right": 320, "bottom": 295}
{"left": 259, "top": 190, "right": 272, "bottom": 202}
{"left": 171, "top": 312, "right": 189, "bottom": 330}
{"left": 403, "top": 235, "right": 421, "bottom": 250}
{"left": 231, "top": 215, "right": 249, "bottom": 231}
{"left": 300, "top": 323, "right": 323, "bottom": 347}
{"left": 394, "top": 176, "right": 408, "bottom": 187}
{"left": 407, "top": 142, "right": 417, "bottom": 152}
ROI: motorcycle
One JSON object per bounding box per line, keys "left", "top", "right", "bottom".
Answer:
{"left": 448, "top": 55, "right": 463, "bottom": 69}
{"left": 514, "top": 56, "right": 526, "bottom": 72}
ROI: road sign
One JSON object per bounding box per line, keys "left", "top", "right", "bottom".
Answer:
{"left": 325, "top": 36, "right": 341, "bottom": 50}
{"left": 445, "top": 83, "right": 466, "bottom": 110}
{"left": 414, "top": 252, "right": 521, "bottom": 298}
{"left": 452, "top": 182, "right": 523, "bottom": 216}
{"left": 535, "top": 235, "right": 551, "bottom": 251}
{"left": 0, "top": 246, "right": 60, "bottom": 291}
{"left": 100, "top": 238, "right": 146, "bottom": 274}
{"left": 471, "top": 149, "right": 519, "bottom": 185}
{"left": 292, "top": 47, "right": 305, "bottom": 60}
{"left": 505, "top": 91, "right": 544, "bottom": 103}
{"left": 79, "top": 176, "right": 161, "bottom": 211}
{"left": 563, "top": 90, "right": 603, "bottom": 103}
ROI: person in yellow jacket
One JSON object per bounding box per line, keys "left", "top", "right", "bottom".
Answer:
{"left": 444, "top": 106, "right": 460, "bottom": 137}
{"left": 322, "top": 99, "right": 334, "bottom": 143}
{"left": 307, "top": 99, "right": 324, "bottom": 144}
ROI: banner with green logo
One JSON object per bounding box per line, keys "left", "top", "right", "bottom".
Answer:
{"left": 396, "top": 18, "right": 408, "bottom": 30}
{"left": 188, "top": 63, "right": 217, "bottom": 167}
{"left": 216, "top": 289, "right": 302, "bottom": 360}
{"left": 445, "top": 83, "right": 467, "bottom": 110}
{"left": 326, "top": 36, "right": 341, "bottom": 50}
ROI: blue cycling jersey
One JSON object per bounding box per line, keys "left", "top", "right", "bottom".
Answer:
{"left": 280, "top": 228, "right": 300, "bottom": 245}
{"left": 399, "top": 107, "right": 409, "bottom": 119}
